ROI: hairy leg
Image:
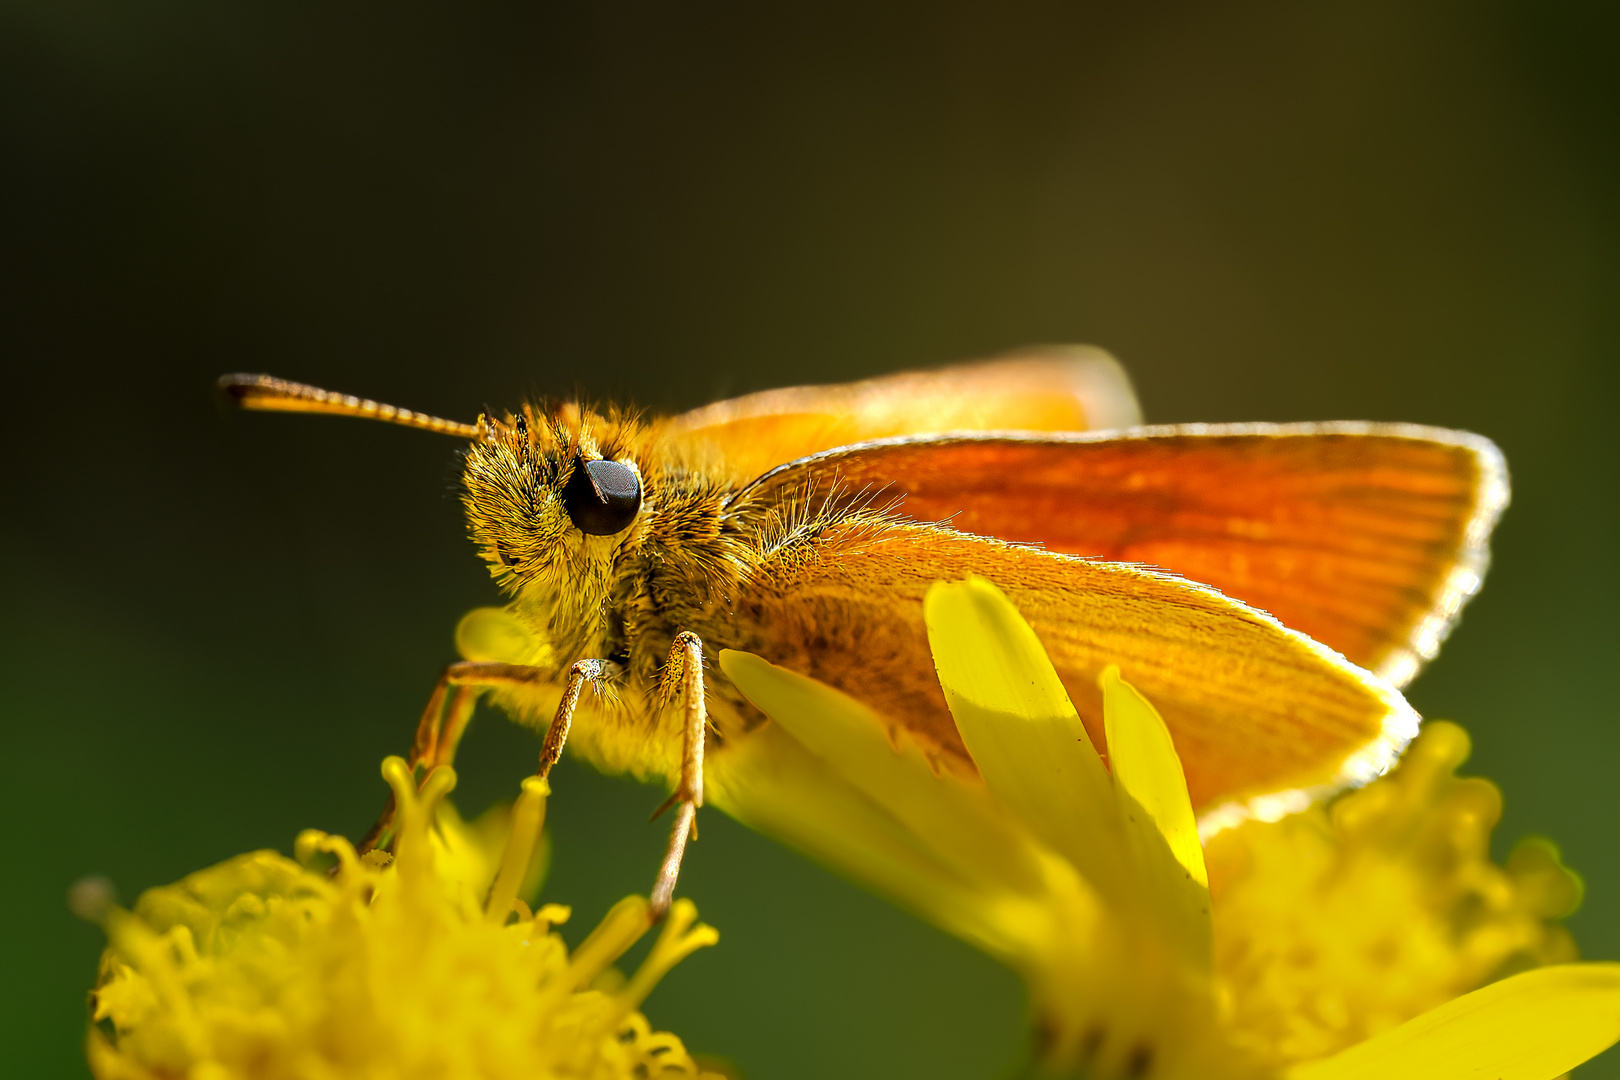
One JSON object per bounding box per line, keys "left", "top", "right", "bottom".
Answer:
{"left": 361, "top": 660, "right": 564, "bottom": 854}
{"left": 649, "top": 632, "right": 707, "bottom": 919}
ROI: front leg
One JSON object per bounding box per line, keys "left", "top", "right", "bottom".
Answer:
{"left": 650, "top": 631, "right": 707, "bottom": 919}
{"left": 361, "top": 658, "right": 599, "bottom": 854}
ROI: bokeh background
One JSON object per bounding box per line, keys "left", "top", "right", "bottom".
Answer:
{"left": 3, "top": 2, "right": 1618, "bottom": 1076}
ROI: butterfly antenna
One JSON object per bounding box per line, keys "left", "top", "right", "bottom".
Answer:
{"left": 218, "top": 374, "right": 482, "bottom": 439}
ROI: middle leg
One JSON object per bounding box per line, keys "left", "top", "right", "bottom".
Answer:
{"left": 649, "top": 631, "right": 708, "bottom": 920}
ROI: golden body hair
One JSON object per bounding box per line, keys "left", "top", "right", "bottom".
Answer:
{"left": 458, "top": 399, "right": 893, "bottom": 787}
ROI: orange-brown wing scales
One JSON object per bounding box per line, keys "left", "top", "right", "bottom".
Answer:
{"left": 737, "top": 522, "right": 1414, "bottom": 814}
{"left": 741, "top": 425, "right": 1505, "bottom": 686}
{"left": 661, "top": 347, "right": 1140, "bottom": 484}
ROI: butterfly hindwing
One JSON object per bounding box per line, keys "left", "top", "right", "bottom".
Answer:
{"left": 734, "top": 519, "right": 1416, "bottom": 818}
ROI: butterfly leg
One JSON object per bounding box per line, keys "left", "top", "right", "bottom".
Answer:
{"left": 359, "top": 659, "right": 558, "bottom": 854}
{"left": 649, "top": 631, "right": 707, "bottom": 920}
{"left": 536, "top": 658, "right": 616, "bottom": 779}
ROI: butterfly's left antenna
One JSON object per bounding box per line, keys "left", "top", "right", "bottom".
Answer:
{"left": 219, "top": 374, "right": 483, "bottom": 439}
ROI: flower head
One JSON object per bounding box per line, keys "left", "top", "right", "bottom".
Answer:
{"left": 81, "top": 757, "right": 721, "bottom": 1080}
{"left": 1209, "top": 720, "right": 1581, "bottom": 1064}
{"left": 708, "top": 575, "right": 1620, "bottom": 1079}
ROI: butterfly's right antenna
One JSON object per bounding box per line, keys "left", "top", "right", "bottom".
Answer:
{"left": 218, "top": 374, "right": 484, "bottom": 439}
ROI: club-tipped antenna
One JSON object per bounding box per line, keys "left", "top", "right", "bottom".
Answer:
{"left": 218, "top": 374, "right": 482, "bottom": 438}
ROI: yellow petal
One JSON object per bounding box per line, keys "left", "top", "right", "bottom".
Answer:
{"left": 1287, "top": 963, "right": 1620, "bottom": 1080}
{"left": 1101, "top": 666, "right": 1206, "bottom": 887}
{"left": 924, "top": 577, "right": 1132, "bottom": 900}
{"left": 706, "top": 717, "right": 1008, "bottom": 953}
{"left": 715, "top": 650, "right": 1103, "bottom": 967}
{"left": 1102, "top": 665, "right": 1212, "bottom": 969}
{"left": 718, "top": 650, "right": 1043, "bottom": 896}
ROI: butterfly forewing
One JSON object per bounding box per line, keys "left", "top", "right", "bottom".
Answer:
{"left": 734, "top": 423, "right": 1507, "bottom": 687}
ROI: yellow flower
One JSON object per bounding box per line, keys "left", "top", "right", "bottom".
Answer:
{"left": 1208, "top": 720, "right": 1581, "bottom": 1065}
{"left": 80, "top": 757, "right": 722, "bottom": 1080}
{"left": 706, "top": 576, "right": 1620, "bottom": 1079}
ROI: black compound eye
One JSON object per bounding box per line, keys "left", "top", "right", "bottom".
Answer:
{"left": 562, "top": 458, "right": 641, "bottom": 536}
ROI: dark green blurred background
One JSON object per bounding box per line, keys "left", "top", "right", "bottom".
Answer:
{"left": 3, "top": 1, "right": 1618, "bottom": 1076}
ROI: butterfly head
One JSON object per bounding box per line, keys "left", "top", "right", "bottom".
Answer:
{"left": 216, "top": 374, "right": 652, "bottom": 645}
{"left": 461, "top": 402, "right": 648, "bottom": 609}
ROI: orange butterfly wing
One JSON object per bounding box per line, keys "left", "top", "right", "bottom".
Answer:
{"left": 735, "top": 519, "right": 1416, "bottom": 819}
{"left": 662, "top": 346, "right": 1141, "bottom": 484}
{"left": 736, "top": 425, "right": 1507, "bottom": 686}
